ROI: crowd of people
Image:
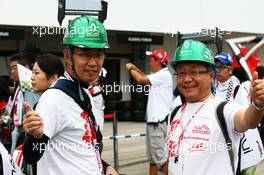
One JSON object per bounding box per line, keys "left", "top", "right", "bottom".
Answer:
{"left": 0, "top": 15, "right": 264, "bottom": 175}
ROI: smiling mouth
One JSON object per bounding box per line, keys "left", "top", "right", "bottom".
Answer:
{"left": 84, "top": 70, "right": 97, "bottom": 73}
{"left": 184, "top": 85, "right": 195, "bottom": 89}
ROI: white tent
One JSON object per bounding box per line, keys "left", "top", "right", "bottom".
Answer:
{"left": 0, "top": 0, "right": 263, "bottom": 34}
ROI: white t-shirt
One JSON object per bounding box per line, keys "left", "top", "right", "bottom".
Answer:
{"left": 172, "top": 96, "right": 182, "bottom": 109}
{"left": 36, "top": 82, "right": 101, "bottom": 175}
{"left": 0, "top": 143, "right": 21, "bottom": 175}
{"left": 215, "top": 78, "right": 240, "bottom": 102}
{"left": 234, "top": 81, "right": 251, "bottom": 107}
{"left": 89, "top": 85, "right": 105, "bottom": 131}
{"left": 146, "top": 67, "right": 173, "bottom": 122}
{"left": 167, "top": 96, "right": 242, "bottom": 175}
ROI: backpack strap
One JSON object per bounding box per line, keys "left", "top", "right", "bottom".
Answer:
{"left": 233, "top": 85, "right": 240, "bottom": 98}
{"left": 170, "top": 105, "right": 182, "bottom": 124}
{"left": 51, "top": 79, "right": 92, "bottom": 113}
{"left": 216, "top": 101, "right": 236, "bottom": 174}
{"left": 50, "top": 79, "right": 102, "bottom": 142}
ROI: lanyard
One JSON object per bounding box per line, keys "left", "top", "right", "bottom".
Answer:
{"left": 173, "top": 95, "right": 212, "bottom": 156}
{"left": 64, "top": 72, "right": 104, "bottom": 174}
{"left": 83, "top": 112, "right": 104, "bottom": 175}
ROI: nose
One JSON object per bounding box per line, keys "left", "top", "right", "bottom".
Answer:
{"left": 10, "top": 69, "right": 15, "bottom": 75}
{"left": 86, "top": 57, "right": 97, "bottom": 67}
{"left": 31, "top": 74, "right": 35, "bottom": 81}
{"left": 182, "top": 73, "right": 193, "bottom": 82}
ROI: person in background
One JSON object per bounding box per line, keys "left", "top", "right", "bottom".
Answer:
{"left": 0, "top": 76, "right": 13, "bottom": 150}
{"left": 233, "top": 65, "right": 264, "bottom": 175}
{"left": 126, "top": 49, "right": 172, "bottom": 175}
{"left": 214, "top": 52, "right": 240, "bottom": 102}
{"left": 16, "top": 53, "right": 65, "bottom": 175}
{"left": 215, "top": 54, "right": 264, "bottom": 175}
{"left": 6, "top": 53, "right": 41, "bottom": 154}
{"left": 0, "top": 142, "right": 21, "bottom": 175}
{"left": 31, "top": 54, "right": 64, "bottom": 93}
{"left": 0, "top": 76, "right": 12, "bottom": 111}
{"left": 88, "top": 68, "right": 107, "bottom": 132}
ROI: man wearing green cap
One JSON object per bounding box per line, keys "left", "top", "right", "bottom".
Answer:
{"left": 22, "top": 16, "right": 117, "bottom": 175}
{"left": 167, "top": 39, "right": 264, "bottom": 175}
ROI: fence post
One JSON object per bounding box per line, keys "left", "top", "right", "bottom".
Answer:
{"left": 112, "top": 111, "right": 119, "bottom": 172}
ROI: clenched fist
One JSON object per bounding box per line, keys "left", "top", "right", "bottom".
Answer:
{"left": 23, "top": 102, "right": 44, "bottom": 139}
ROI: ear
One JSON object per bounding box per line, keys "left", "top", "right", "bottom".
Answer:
{"left": 228, "top": 67, "right": 233, "bottom": 75}
{"left": 48, "top": 74, "right": 59, "bottom": 84}
{"left": 63, "top": 48, "right": 72, "bottom": 65}
{"left": 209, "top": 70, "right": 215, "bottom": 81}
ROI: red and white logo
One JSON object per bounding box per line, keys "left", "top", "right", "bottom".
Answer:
{"left": 192, "top": 124, "right": 210, "bottom": 135}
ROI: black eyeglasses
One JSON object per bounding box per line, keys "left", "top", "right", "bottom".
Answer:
{"left": 174, "top": 70, "right": 211, "bottom": 78}
{"left": 216, "top": 65, "right": 230, "bottom": 70}
{"left": 73, "top": 51, "right": 104, "bottom": 60}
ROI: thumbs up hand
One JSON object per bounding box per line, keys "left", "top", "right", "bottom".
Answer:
{"left": 24, "top": 102, "right": 33, "bottom": 112}
{"left": 251, "top": 71, "right": 264, "bottom": 110}
{"left": 23, "top": 102, "right": 43, "bottom": 138}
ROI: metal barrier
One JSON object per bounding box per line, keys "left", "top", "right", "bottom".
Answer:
{"left": 103, "top": 133, "right": 146, "bottom": 140}
{"left": 104, "top": 112, "right": 146, "bottom": 173}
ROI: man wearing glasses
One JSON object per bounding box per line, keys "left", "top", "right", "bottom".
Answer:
{"left": 214, "top": 52, "right": 240, "bottom": 102}
{"left": 22, "top": 16, "right": 117, "bottom": 175}
{"left": 167, "top": 39, "right": 264, "bottom": 175}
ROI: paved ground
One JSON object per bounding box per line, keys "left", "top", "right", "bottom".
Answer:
{"left": 102, "top": 121, "right": 264, "bottom": 175}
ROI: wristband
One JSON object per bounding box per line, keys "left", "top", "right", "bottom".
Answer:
{"left": 251, "top": 101, "right": 264, "bottom": 111}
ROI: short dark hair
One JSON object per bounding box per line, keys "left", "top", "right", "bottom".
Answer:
{"left": 35, "top": 54, "right": 65, "bottom": 78}
{"left": 9, "top": 52, "right": 36, "bottom": 69}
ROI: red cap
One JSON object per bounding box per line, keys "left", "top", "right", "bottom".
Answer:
{"left": 146, "top": 49, "right": 168, "bottom": 65}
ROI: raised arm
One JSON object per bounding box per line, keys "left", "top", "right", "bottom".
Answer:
{"left": 234, "top": 72, "right": 264, "bottom": 133}
{"left": 126, "top": 63, "right": 150, "bottom": 85}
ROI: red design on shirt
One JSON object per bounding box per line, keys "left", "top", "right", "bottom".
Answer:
{"left": 192, "top": 124, "right": 210, "bottom": 135}
{"left": 189, "top": 142, "right": 206, "bottom": 152}
{"left": 80, "top": 112, "right": 92, "bottom": 146}
{"left": 168, "top": 140, "right": 177, "bottom": 157}
{"left": 167, "top": 119, "right": 181, "bottom": 158}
